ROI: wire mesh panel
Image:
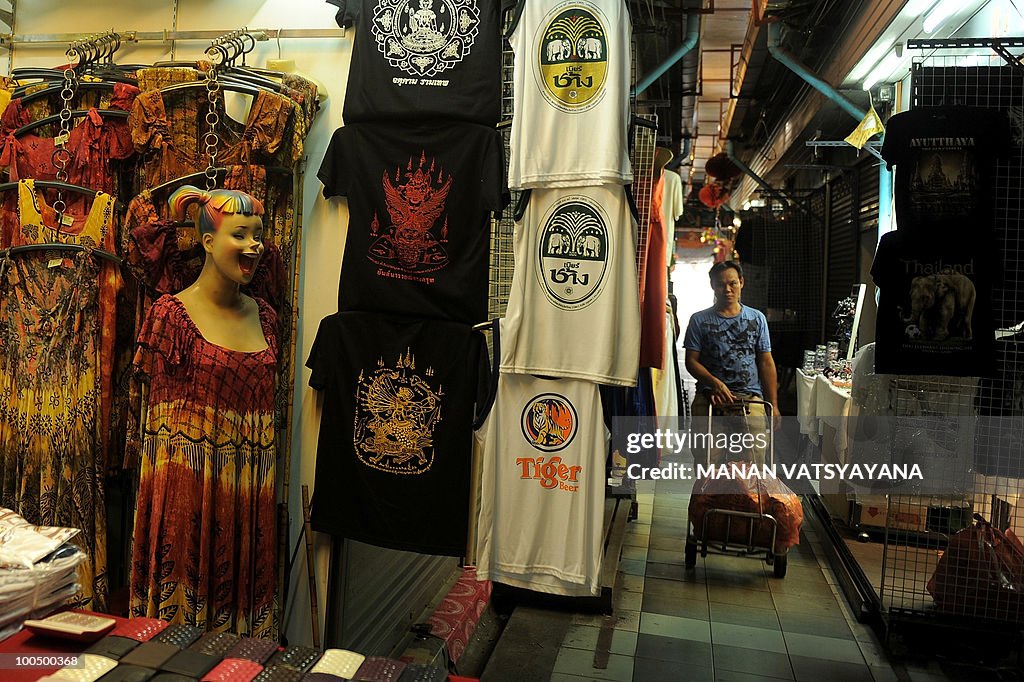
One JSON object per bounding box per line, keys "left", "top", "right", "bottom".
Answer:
{"left": 880, "top": 57, "right": 1024, "bottom": 626}
{"left": 738, "top": 196, "right": 825, "bottom": 368}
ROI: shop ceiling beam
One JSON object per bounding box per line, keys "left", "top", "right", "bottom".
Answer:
{"left": 0, "top": 27, "right": 345, "bottom": 46}
{"left": 632, "top": 12, "right": 699, "bottom": 97}
{"left": 766, "top": 21, "right": 866, "bottom": 123}
{"left": 725, "top": 139, "right": 820, "bottom": 221}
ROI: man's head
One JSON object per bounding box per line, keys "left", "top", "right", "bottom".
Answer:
{"left": 709, "top": 261, "right": 744, "bottom": 308}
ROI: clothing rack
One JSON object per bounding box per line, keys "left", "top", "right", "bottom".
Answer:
{"left": 0, "top": 28, "right": 345, "bottom": 48}
{"left": 0, "top": 243, "right": 123, "bottom": 265}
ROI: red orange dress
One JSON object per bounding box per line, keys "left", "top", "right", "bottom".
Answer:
{"left": 129, "top": 294, "right": 278, "bottom": 638}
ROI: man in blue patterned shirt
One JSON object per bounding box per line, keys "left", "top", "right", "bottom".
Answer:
{"left": 684, "top": 261, "right": 779, "bottom": 463}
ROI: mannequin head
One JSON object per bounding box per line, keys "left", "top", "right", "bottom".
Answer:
{"left": 169, "top": 185, "right": 266, "bottom": 285}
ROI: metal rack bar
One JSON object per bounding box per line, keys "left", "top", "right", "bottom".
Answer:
{"left": 805, "top": 139, "right": 884, "bottom": 162}
{"left": 906, "top": 37, "right": 1024, "bottom": 49}
{"left": 906, "top": 37, "right": 1024, "bottom": 72}
{"left": 0, "top": 27, "right": 345, "bottom": 47}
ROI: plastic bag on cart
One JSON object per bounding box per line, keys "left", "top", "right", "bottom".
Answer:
{"left": 926, "top": 514, "right": 1024, "bottom": 622}
{"left": 688, "top": 470, "right": 803, "bottom": 555}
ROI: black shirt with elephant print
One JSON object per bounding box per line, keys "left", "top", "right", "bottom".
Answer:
{"left": 871, "top": 230, "right": 994, "bottom": 376}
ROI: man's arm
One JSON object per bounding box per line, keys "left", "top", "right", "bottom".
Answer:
{"left": 685, "top": 350, "right": 735, "bottom": 405}
{"left": 756, "top": 350, "right": 780, "bottom": 418}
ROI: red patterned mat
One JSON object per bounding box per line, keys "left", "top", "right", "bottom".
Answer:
{"left": 427, "top": 567, "right": 490, "bottom": 664}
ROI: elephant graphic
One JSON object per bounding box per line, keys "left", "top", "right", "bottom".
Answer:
{"left": 577, "top": 37, "right": 602, "bottom": 59}
{"left": 547, "top": 232, "right": 571, "bottom": 255}
{"left": 900, "top": 272, "right": 976, "bottom": 341}
{"left": 576, "top": 234, "right": 601, "bottom": 258}
{"left": 546, "top": 38, "right": 571, "bottom": 62}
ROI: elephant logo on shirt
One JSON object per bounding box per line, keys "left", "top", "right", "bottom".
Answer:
{"left": 538, "top": 196, "right": 611, "bottom": 310}
{"left": 536, "top": 5, "right": 608, "bottom": 112}
{"left": 372, "top": 0, "right": 480, "bottom": 78}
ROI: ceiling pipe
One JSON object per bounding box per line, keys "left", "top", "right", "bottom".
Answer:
{"left": 632, "top": 13, "right": 700, "bottom": 97}
{"left": 766, "top": 21, "right": 866, "bottom": 123}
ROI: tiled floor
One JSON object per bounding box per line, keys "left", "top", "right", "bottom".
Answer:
{"left": 545, "top": 466, "right": 942, "bottom": 682}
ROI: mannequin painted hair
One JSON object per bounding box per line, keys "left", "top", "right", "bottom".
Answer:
{"left": 168, "top": 185, "right": 265, "bottom": 235}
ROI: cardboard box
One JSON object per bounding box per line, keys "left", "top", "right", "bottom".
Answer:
{"left": 853, "top": 494, "right": 970, "bottom": 533}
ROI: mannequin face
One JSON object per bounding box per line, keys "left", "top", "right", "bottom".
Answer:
{"left": 202, "top": 212, "right": 265, "bottom": 285}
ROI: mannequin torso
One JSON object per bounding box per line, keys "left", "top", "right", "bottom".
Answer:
{"left": 175, "top": 291, "right": 268, "bottom": 353}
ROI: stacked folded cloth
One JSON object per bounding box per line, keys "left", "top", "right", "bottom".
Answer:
{"left": 0, "top": 507, "right": 85, "bottom": 640}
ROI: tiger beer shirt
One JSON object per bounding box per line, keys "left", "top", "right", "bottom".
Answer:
{"left": 475, "top": 321, "right": 608, "bottom": 596}
{"left": 307, "top": 311, "right": 486, "bottom": 556}
{"left": 327, "top": 0, "right": 502, "bottom": 125}
{"left": 318, "top": 122, "right": 506, "bottom": 323}
{"left": 881, "top": 106, "right": 1011, "bottom": 236}
{"left": 870, "top": 230, "right": 994, "bottom": 377}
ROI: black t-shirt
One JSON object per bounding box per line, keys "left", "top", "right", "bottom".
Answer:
{"left": 318, "top": 122, "right": 506, "bottom": 323}
{"left": 881, "top": 106, "right": 1011, "bottom": 236}
{"left": 328, "top": 0, "right": 502, "bottom": 125}
{"left": 307, "top": 311, "right": 487, "bottom": 556}
{"left": 870, "top": 230, "right": 994, "bottom": 376}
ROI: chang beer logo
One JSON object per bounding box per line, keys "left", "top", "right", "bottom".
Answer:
{"left": 537, "top": 196, "right": 610, "bottom": 310}
{"left": 537, "top": 4, "right": 608, "bottom": 112}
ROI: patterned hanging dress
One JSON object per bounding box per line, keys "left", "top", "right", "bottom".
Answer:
{"left": 0, "top": 181, "right": 120, "bottom": 611}
{"left": 129, "top": 294, "right": 278, "bottom": 639}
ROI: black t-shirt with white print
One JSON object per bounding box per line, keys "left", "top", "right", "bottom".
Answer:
{"left": 870, "top": 229, "right": 994, "bottom": 377}
{"left": 307, "top": 311, "right": 487, "bottom": 556}
{"left": 881, "top": 106, "right": 1011, "bottom": 236}
{"left": 318, "top": 121, "right": 506, "bottom": 323}
{"left": 327, "top": 0, "right": 502, "bottom": 125}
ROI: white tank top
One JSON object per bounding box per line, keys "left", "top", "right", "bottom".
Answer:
{"left": 474, "top": 334, "right": 607, "bottom": 596}
{"left": 506, "top": 0, "right": 633, "bottom": 189}
{"left": 501, "top": 185, "right": 641, "bottom": 386}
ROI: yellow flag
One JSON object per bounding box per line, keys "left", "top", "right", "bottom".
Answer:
{"left": 845, "top": 105, "right": 885, "bottom": 149}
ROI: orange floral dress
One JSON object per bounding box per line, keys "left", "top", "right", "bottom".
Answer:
{"left": 0, "top": 181, "right": 120, "bottom": 611}
{"left": 129, "top": 295, "right": 278, "bottom": 638}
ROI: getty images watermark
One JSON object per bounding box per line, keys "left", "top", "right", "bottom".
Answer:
{"left": 608, "top": 415, "right": 1014, "bottom": 495}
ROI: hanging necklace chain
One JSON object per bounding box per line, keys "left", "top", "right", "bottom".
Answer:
{"left": 50, "top": 47, "right": 80, "bottom": 231}
{"left": 202, "top": 59, "right": 222, "bottom": 191}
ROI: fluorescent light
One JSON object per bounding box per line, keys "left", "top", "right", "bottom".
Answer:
{"left": 849, "top": 42, "right": 893, "bottom": 83}
{"left": 904, "top": 0, "right": 937, "bottom": 18}
{"left": 863, "top": 54, "right": 902, "bottom": 90}
{"left": 923, "top": 0, "right": 960, "bottom": 33}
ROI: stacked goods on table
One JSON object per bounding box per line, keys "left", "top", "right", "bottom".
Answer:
{"left": 0, "top": 508, "right": 85, "bottom": 640}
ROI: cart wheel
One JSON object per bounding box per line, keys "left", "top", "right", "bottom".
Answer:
{"left": 772, "top": 553, "right": 787, "bottom": 579}
{"left": 684, "top": 542, "right": 697, "bottom": 569}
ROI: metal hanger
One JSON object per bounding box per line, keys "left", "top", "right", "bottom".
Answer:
{"left": 0, "top": 179, "right": 124, "bottom": 212}
{"left": 13, "top": 108, "right": 129, "bottom": 137}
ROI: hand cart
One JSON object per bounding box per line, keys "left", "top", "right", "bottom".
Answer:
{"left": 684, "top": 399, "right": 789, "bottom": 578}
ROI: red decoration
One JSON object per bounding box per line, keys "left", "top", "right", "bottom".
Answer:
{"left": 699, "top": 183, "right": 730, "bottom": 209}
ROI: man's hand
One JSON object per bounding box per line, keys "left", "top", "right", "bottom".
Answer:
{"left": 709, "top": 379, "right": 736, "bottom": 406}
{"left": 771, "top": 403, "right": 782, "bottom": 430}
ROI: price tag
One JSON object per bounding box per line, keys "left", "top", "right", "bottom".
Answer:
{"left": 54, "top": 133, "right": 70, "bottom": 146}
{"left": 47, "top": 258, "right": 63, "bottom": 269}
{"left": 60, "top": 214, "right": 75, "bottom": 227}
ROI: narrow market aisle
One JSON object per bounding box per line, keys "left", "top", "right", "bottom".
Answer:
{"left": 542, "top": 454, "right": 944, "bottom": 682}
